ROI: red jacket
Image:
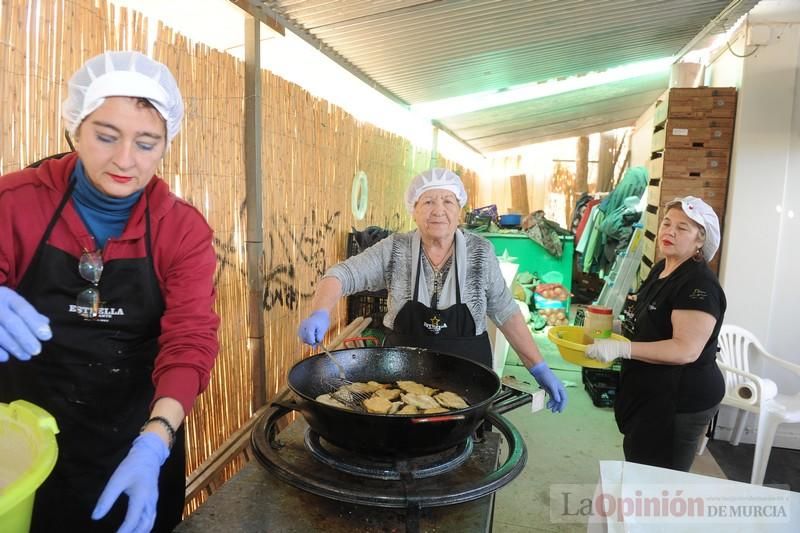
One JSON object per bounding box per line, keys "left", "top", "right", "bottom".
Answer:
{"left": 0, "top": 153, "right": 219, "bottom": 415}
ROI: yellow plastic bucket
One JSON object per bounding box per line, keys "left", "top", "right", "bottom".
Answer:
{"left": 0, "top": 400, "right": 59, "bottom": 533}
{"left": 548, "top": 325, "right": 628, "bottom": 369}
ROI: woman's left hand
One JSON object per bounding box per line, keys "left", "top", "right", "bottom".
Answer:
{"left": 529, "top": 362, "right": 567, "bottom": 413}
{"left": 92, "top": 433, "right": 169, "bottom": 533}
{"left": 586, "top": 338, "right": 631, "bottom": 363}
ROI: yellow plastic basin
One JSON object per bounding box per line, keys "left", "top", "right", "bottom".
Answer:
{"left": 547, "top": 325, "right": 628, "bottom": 369}
{"left": 0, "top": 400, "right": 59, "bottom": 533}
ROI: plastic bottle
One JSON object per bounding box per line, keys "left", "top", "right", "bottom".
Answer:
{"left": 584, "top": 305, "right": 614, "bottom": 343}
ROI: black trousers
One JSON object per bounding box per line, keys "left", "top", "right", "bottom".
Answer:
{"left": 623, "top": 404, "right": 719, "bottom": 472}
{"left": 671, "top": 404, "right": 720, "bottom": 472}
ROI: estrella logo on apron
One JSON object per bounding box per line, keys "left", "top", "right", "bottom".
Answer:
{"left": 423, "top": 314, "right": 448, "bottom": 334}
{"left": 67, "top": 304, "right": 127, "bottom": 322}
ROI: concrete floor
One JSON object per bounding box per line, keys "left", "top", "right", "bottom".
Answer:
{"left": 491, "top": 330, "right": 727, "bottom": 532}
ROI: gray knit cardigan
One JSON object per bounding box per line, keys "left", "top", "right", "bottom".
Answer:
{"left": 324, "top": 229, "right": 518, "bottom": 333}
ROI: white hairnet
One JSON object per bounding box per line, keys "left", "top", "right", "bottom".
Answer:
{"left": 665, "top": 196, "right": 721, "bottom": 261}
{"left": 62, "top": 51, "right": 184, "bottom": 143}
{"left": 405, "top": 168, "right": 468, "bottom": 213}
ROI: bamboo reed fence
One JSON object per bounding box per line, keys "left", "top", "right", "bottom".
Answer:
{"left": 1, "top": 0, "right": 483, "bottom": 515}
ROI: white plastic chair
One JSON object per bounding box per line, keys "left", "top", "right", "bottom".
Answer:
{"left": 715, "top": 324, "right": 800, "bottom": 485}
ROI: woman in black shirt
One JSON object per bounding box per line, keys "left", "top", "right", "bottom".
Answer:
{"left": 586, "top": 196, "right": 726, "bottom": 471}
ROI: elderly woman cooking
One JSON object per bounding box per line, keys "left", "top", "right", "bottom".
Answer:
{"left": 586, "top": 196, "right": 726, "bottom": 471}
{"left": 298, "top": 168, "right": 566, "bottom": 413}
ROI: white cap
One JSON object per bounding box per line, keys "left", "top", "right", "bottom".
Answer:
{"left": 405, "top": 168, "right": 467, "bottom": 213}
{"left": 665, "top": 196, "right": 721, "bottom": 261}
{"left": 62, "top": 51, "right": 184, "bottom": 143}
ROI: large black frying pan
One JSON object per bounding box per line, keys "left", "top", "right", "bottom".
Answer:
{"left": 287, "top": 346, "right": 529, "bottom": 457}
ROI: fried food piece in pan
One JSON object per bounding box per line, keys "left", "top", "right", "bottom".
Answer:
{"left": 363, "top": 396, "right": 394, "bottom": 414}
{"left": 373, "top": 388, "right": 402, "bottom": 401}
{"left": 434, "top": 391, "right": 469, "bottom": 409}
{"left": 400, "top": 392, "right": 440, "bottom": 410}
{"left": 315, "top": 393, "right": 349, "bottom": 409}
{"left": 347, "top": 382, "right": 381, "bottom": 394}
{"left": 423, "top": 406, "right": 449, "bottom": 414}
{"left": 396, "top": 380, "right": 437, "bottom": 396}
{"left": 396, "top": 404, "right": 419, "bottom": 415}
{"left": 387, "top": 401, "right": 404, "bottom": 414}
{"left": 396, "top": 380, "right": 425, "bottom": 394}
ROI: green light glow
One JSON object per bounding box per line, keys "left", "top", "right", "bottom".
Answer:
{"left": 411, "top": 57, "right": 675, "bottom": 119}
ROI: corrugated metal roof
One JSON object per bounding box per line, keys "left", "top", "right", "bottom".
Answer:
{"left": 449, "top": 71, "right": 670, "bottom": 152}
{"left": 251, "top": 0, "right": 760, "bottom": 153}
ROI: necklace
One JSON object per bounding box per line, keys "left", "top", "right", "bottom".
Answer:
{"left": 423, "top": 241, "right": 454, "bottom": 272}
{"left": 431, "top": 256, "right": 453, "bottom": 288}
{"left": 424, "top": 242, "right": 454, "bottom": 310}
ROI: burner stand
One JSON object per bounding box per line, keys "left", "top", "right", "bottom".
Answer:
{"left": 251, "top": 401, "right": 527, "bottom": 509}
{"left": 304, "top": 428, "right": 474, "bottom": 480}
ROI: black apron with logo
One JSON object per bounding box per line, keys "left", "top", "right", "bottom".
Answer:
{"left": 385, "top": 242, "right": 493, "bottom": 368}
{"left": 0, "top": 180, "right": 184, "bottom": 532}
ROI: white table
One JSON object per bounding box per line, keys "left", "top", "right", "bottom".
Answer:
{"left": 573, "top": 461, "right": 800, "bottom": 532}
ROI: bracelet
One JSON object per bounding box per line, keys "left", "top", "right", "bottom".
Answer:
{"left": 141, "top": 416, "right": 176, "bottom": 449}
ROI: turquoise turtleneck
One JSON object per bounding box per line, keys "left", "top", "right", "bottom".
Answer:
{"left": 71, "top": 160, "right": 143, "bottom": 249}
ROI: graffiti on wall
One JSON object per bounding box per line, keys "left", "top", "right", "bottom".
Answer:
{"left": 263, "top": 209, "right": 341, "bottom": 312}
{"left": 207, "top": 198, "right": 341, "bottom": 312}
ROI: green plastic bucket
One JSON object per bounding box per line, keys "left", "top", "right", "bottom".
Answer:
{"left": 0, "top": 400, "right": 59, "bottom": 533}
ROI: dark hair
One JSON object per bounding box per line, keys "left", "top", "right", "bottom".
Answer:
{"left": 135, "top": 97, "right": 157, "bottom": 111}
{"left": 136, "top": 98, "right": 167, "bottom": 139}
{"left": 664, "top": 200, "right": 706, "bottom": 240}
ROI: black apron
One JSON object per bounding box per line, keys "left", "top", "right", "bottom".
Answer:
{"left": 615, "top": 265, "right": 682, "bottom": 469}
{"left": 0, "top": 180, "right": 184, "bottom": 532}
{"left": 385, "top": 241, "right": 493, "bottom": 368}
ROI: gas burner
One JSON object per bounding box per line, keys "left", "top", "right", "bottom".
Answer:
{"left": 251, "top": 394, "right": 528, "bottom": 509}
{"left": 304, "top": 428, "right": 474, "bottom": 480}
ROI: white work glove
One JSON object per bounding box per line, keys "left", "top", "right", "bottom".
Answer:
{"left": 585, "top": 338, "right": 631, "bottom": 363}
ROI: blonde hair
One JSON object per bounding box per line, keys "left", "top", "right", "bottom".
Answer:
{"left": 664, "top": 199, "right": 706, "bottom": 257}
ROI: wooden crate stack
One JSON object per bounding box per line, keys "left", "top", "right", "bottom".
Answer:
{"left": 641, "top": 87, "right": 737, "bottom": 280}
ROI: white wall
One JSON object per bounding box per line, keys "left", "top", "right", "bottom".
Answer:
{"left": 707, "top": 0, "right": 800, "bottom": 447}
{"left": 719, "top": 17, "right": 800, "bottom": 369}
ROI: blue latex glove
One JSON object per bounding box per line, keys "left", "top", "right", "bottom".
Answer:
{"left": 529, "top": 361, "right": 567, "bottom": 413}
{"left": 298, "top": 310, "right": 330, "bottom": 346}
{"left": 92, "top": 432, "right": 169, "bottom": 533}
{"left": 0, "top": 286, "right": 52, "bottom": 362}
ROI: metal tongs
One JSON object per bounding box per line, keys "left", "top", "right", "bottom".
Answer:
{"left": 320, "top": 345, "right": 370, "bottom": 409}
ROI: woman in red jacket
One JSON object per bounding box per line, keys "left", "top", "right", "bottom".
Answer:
{"left": 0, "top": 51, "right": 219, "bottom": 533}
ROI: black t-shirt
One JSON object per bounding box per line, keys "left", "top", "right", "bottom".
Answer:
{"left": 616, "top": 258, "right": 726, "bottom": 430}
